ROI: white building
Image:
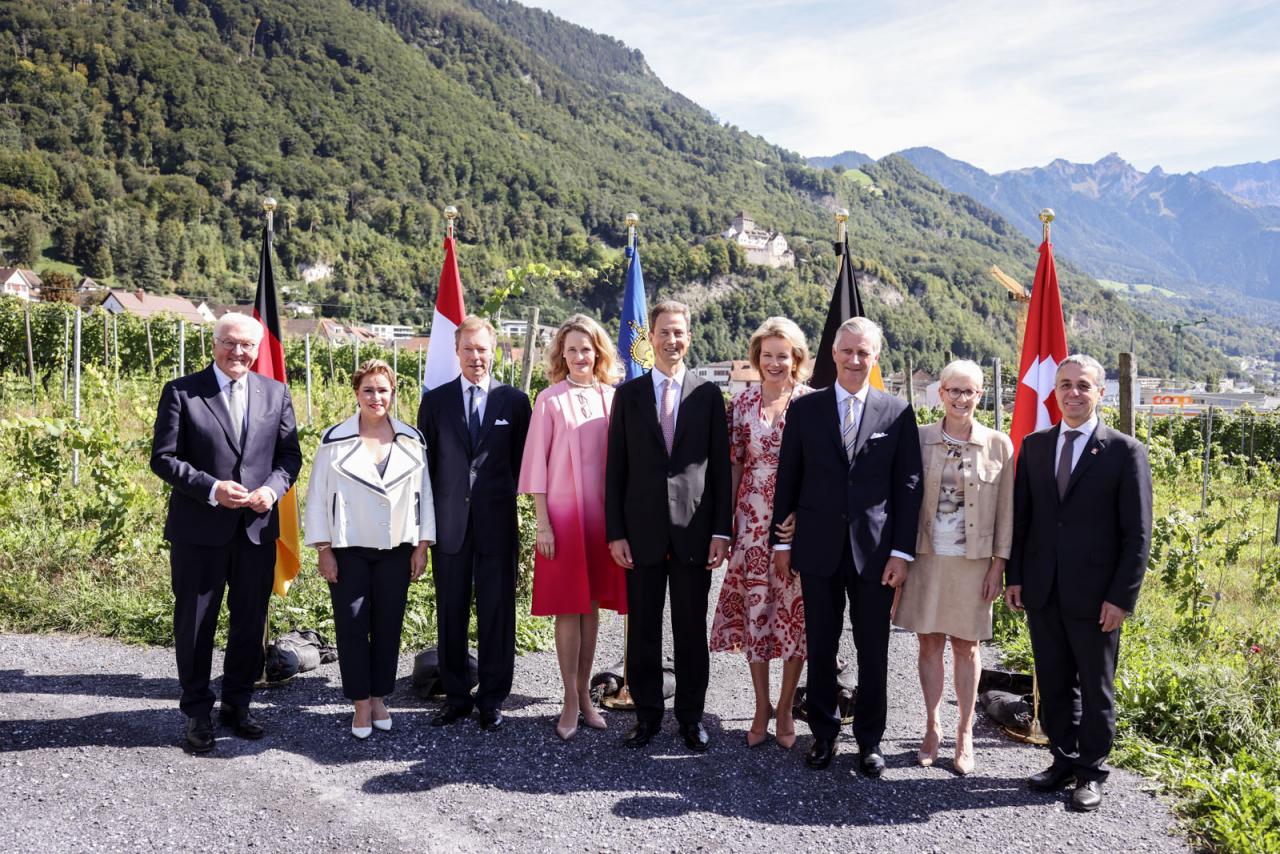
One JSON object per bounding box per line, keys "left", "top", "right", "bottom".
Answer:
{"left": 721, "top": 213, "right": 795, "bottom": 269}
{"left": 0, "top": 267, "right": 41, "bottom": 301}
{"left": 370, "top": 323, "right": 415, "bottom": 341}
{"left": 690, "top": 360, "right": 759, "bottom": 396}
{"left": 498, "top": 319, "right": 556, "bottom": 345}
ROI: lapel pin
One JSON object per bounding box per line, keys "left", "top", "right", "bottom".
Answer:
{"left": 1090, "top": 448, "right": 1099, "bottom": 455}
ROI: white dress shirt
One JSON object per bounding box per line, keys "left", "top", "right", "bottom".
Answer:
{"left": 776, "top": 381, "right": 910, "bottom": 561}
{"left": 460, "top": 374, "right": 492, "bottom": 424}
{"left": 1054, "top": 413, "right": 1099, "bottom": 476}
{"left": 206, "top": 365, "right": 275, "bottom": 507}
{"left": 650, "top": 363, "right": 687, "bottom": 425}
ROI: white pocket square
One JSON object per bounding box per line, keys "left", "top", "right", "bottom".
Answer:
{"left": 495, "top": 418, "right": 510, "bottom": 426}
{"left": 869, "top": 431, "right": 888, "bottom": 440}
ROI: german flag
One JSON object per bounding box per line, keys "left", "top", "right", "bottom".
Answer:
{"left": 810, "top": 235, "right": 885, "bottom": 390}
{"left": 250, "top": 220, "right": 302, "bottom": 596}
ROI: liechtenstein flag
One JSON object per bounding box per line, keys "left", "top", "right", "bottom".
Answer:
{"left": 616, "top": 244, "right": 653, "bottom": 381}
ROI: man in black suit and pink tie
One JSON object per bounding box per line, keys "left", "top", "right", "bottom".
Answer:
{"left": 771, "top": 316, "right": 923, "bottom": 777}
{"left": 150, "top": 313, "right": 302, "bottom": 753}
{"left": 605, "top": 299, "right": 732, "bottom": 752}
{"left": 1005, "top": 354, "right": 1152, "bottom": 812}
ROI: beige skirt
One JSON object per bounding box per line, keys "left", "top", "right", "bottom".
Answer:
{"left": 892, "top": 552, "right": 993, "bottom": 641}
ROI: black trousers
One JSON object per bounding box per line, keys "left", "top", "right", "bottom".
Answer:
{"left": 1027, "top": 593, "right": 1121, "bottom": 783}
{"left": 431, "top": 528, "right": 516, "bottom": 714}
{"left": 799, "top": 540, "right": 895, "bottom": 746}
{"left": 170, "top": 532, "right": 275, "bottom": 718}
{"left": 329, "top": 545, "right": 412, "bottom": 701}
{"left": 625, "top": 552, "right": 713, "bottom": 726}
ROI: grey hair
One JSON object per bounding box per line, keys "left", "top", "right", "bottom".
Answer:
{"left": 1056, "top": 353, "right": 1105, "bottom": 386}
{"left": 834, "top": 316, "right": 884, "bottom": 355}
{"left": 939, "top": 359, "right": 983, "bottom": 390}
{"left": 213, "top": 312, "right": 263, "bottom": 343}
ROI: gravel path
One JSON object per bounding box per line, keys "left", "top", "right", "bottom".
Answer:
{"left": 0, "top": 569, "right": 1187, "bottom": 853}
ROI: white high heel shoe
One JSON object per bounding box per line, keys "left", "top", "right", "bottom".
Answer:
{"left": 351, "top": 716, "right": 373, "bottom": 740}
{"left": 372, "top": 713, "right": 392, "bottom": 732}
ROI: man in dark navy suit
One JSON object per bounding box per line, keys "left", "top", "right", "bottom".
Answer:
{"left": 771, "top": 316, "right": 922, "bottom": 777}
{"left": 1006, "top": 354, "right": 1152, "bottom": 812}
{"left": 150, "top": 313, "right": 302, "bottom": 753}
{"left": 417, "top": 316, "right": 531, "bottom": 731}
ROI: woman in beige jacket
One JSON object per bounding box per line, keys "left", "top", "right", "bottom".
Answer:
{"left": 893, "top": 359, "right": 1012, "bottom": 775}
{"left": 305, "top": 359, "right": 435, "bottom": 739}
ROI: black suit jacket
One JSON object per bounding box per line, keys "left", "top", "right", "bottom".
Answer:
{"left": 1007, "top": 422, "right": 1152, "bottom": 618}
{"left": 604, "top": 370, "right": 732, "bottom": 566}
{"left": 417, "top": 376, "right": 531, "bottom": 556}
{"left": 771, "top": 386, "right": 923, "bottom": 577}
{"left": 150, "top": 365, "right": 302, "bottom": 547}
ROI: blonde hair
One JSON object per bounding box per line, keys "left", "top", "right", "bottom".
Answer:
{"left": 546, "top": 314, "right": 618, "bottom": 384}
{"left": 352, "top": 358, "right": 396, "bottom": 393}
{"left": 749, "top": 316, "right": 812, "bottom": 382}
{"left": 939, "top": 359, "right": 983, "bottom": 390}
{"left": 454, "top": 315, "right": 496, "bottom": 348}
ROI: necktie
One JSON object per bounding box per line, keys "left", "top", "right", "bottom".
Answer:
{"left": 660, "top": 378, "right": 677, "bottom": 454}
{"left": 227, "top": 379, "right": 245, "bottom": 447}
{"left": 842, "top": 396, "right": 859, "bottom": 462}
{"left": 467, "top": 385, "right": 481, "bottom": 449}
{"left": 1057, "top": 429, "right": 1081, "bottom": 499}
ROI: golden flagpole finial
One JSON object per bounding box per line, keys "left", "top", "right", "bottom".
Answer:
{"left": 443, "top": 204, "right": 458, "bottom": 239}
{"left": 1039, "top": 207, "right": 1055, "bottom": 242}
{"left": 835, "top": 208, "right": 849, "bottom": 244}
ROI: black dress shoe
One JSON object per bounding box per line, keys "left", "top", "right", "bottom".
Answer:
{"left": 185, "top": 715, "right": 215, "bottom": 753}
{"left": 478, "top": 709, "right": 504, "bottom": 732}
{"left": 218, "top": 705, "right": 265, "bottom": 739}
{"left": 679, "top": 722, "right": 710, "bottom": 752}
{"left": 805, "top": 738, "right": 837, "bottom": 769}
{"left": 1027, "top": 763, "right": 1077, "bottom": 791}
{"left": 622, "top": 721, "right": 661, "bottom": 748}
{"left": 1071, "top": 780, "right": 1103, "bottom": 812}
{"left": 859, "top": 745, "right": 886, "bottom": 778}
{"left": 430, "top": 705, "right": 471, "bottom": 727}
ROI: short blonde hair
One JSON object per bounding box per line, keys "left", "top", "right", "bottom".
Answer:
{"left": 454, "top": 315, "right": 496, "bottom": 348}
{"left": 834, "top": 316, "right": 883, "bottom": 355}
{"left": 749, "top": 317, "right": 812, "bottom": 382}
{"left": 352, "top": 358, "right": 395, "bottom": 393}
{"left": 546, "top": 314, "right": 619, "bottom": 384}
{"left": 939, "top": 359, "right": 983, "bottom": 391}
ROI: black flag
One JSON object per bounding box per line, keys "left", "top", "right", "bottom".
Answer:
{"left": 810, "top": 236, "right": 875, "bottom": 389}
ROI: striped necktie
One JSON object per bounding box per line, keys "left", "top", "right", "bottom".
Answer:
{"left": 842, "top": 396, "right": 858, "bottom": 462}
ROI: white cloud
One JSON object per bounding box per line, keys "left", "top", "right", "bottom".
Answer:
{"left": 526, "top": 0, "right": 1280, "bottom": 172}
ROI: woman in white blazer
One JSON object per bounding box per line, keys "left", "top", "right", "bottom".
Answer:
{"left": 305, "top": 359, "right": 435, "bottom": 739}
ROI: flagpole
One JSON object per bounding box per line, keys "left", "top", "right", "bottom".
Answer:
{"left": 1006, "top": 206, "right": 1055, "bottom": 746}
{"left": 602, "top": 210, "right": 640, "bottom": 713}
{"left": 259, "top": 195, "right": 280, "bottom": 686}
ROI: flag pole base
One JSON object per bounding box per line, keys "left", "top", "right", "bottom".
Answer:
{"left": 602, "top": 684, "right": 636, "bottom": 711}
{"left": 1003, "top": 720, "right": 1050, "bottom": 746}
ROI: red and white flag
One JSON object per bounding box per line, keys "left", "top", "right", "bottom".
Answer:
{"left": 1009, "top": 239, "right": 1069, "bottom": 458}
{"left": 424, "top": 235, "right": 465, "bottom": 390}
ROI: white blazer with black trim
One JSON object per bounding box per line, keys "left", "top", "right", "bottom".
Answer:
{"left": 303, "top": 413, "right": 436, "bottom": 549}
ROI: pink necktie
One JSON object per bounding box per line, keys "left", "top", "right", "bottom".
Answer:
{"left": 660, "top": 378, "right": 677, "bottom": 454}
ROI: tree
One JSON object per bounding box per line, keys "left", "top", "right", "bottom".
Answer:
{"left": 7, "top": 216, "right": 46, "bottom": 267}
{"left": 40, "top": 271, "right": 77, "bottom": 304}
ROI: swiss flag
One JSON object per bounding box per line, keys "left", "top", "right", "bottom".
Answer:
{"left": 1009, "top": 239, "right": 1068, "bottom": 458}
{"left": 424, "top": 236, "right": 465, "bottom": 391}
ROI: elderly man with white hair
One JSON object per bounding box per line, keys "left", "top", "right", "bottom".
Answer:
{"left": 150, "top": 311, "right": 302, "bottom": 754}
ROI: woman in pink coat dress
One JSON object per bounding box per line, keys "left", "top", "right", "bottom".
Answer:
{"left": 518, "top": 314, "right": 626, "bottom": 741}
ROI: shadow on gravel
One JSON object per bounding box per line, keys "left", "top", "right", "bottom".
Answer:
{"left": 0, "top": 670, "right": 180, "bottom": 700}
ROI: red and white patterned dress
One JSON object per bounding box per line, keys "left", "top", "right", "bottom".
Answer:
{"left": 710, "top": 384, "right": 811, "bottom": 662}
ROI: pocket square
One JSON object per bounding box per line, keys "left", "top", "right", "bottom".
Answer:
{"left": 495, "top": 418, "right": 510, "bottom": 426}
{"left": 869, "top": 431, "right": 888, "bottom": 440}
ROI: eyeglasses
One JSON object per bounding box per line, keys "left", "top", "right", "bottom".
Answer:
{"left": 942, "top": 387, "right": 980, "bottom": 400}
{"left": 216, "top": 338, "right": 259, "bottom": 353}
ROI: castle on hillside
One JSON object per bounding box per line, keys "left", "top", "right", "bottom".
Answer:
{"left": 721, "top": 212, "right": 795, "bottom": 269}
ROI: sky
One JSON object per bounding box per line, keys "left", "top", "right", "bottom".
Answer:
{"left": 526, "top": 0, "right": 1280, "bottom": 174}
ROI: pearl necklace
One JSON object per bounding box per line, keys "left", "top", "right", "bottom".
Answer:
{"left": 566, "top": 376, "right": 597, "bottom": 389}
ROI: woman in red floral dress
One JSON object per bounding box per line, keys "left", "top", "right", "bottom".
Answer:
{"left": 710, "top": 317, "right": 812, "bottom": 748}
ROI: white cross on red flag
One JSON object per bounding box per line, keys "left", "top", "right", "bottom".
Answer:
{"left": 1009, "top": 239, "right": 1069, "bottom": 458}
